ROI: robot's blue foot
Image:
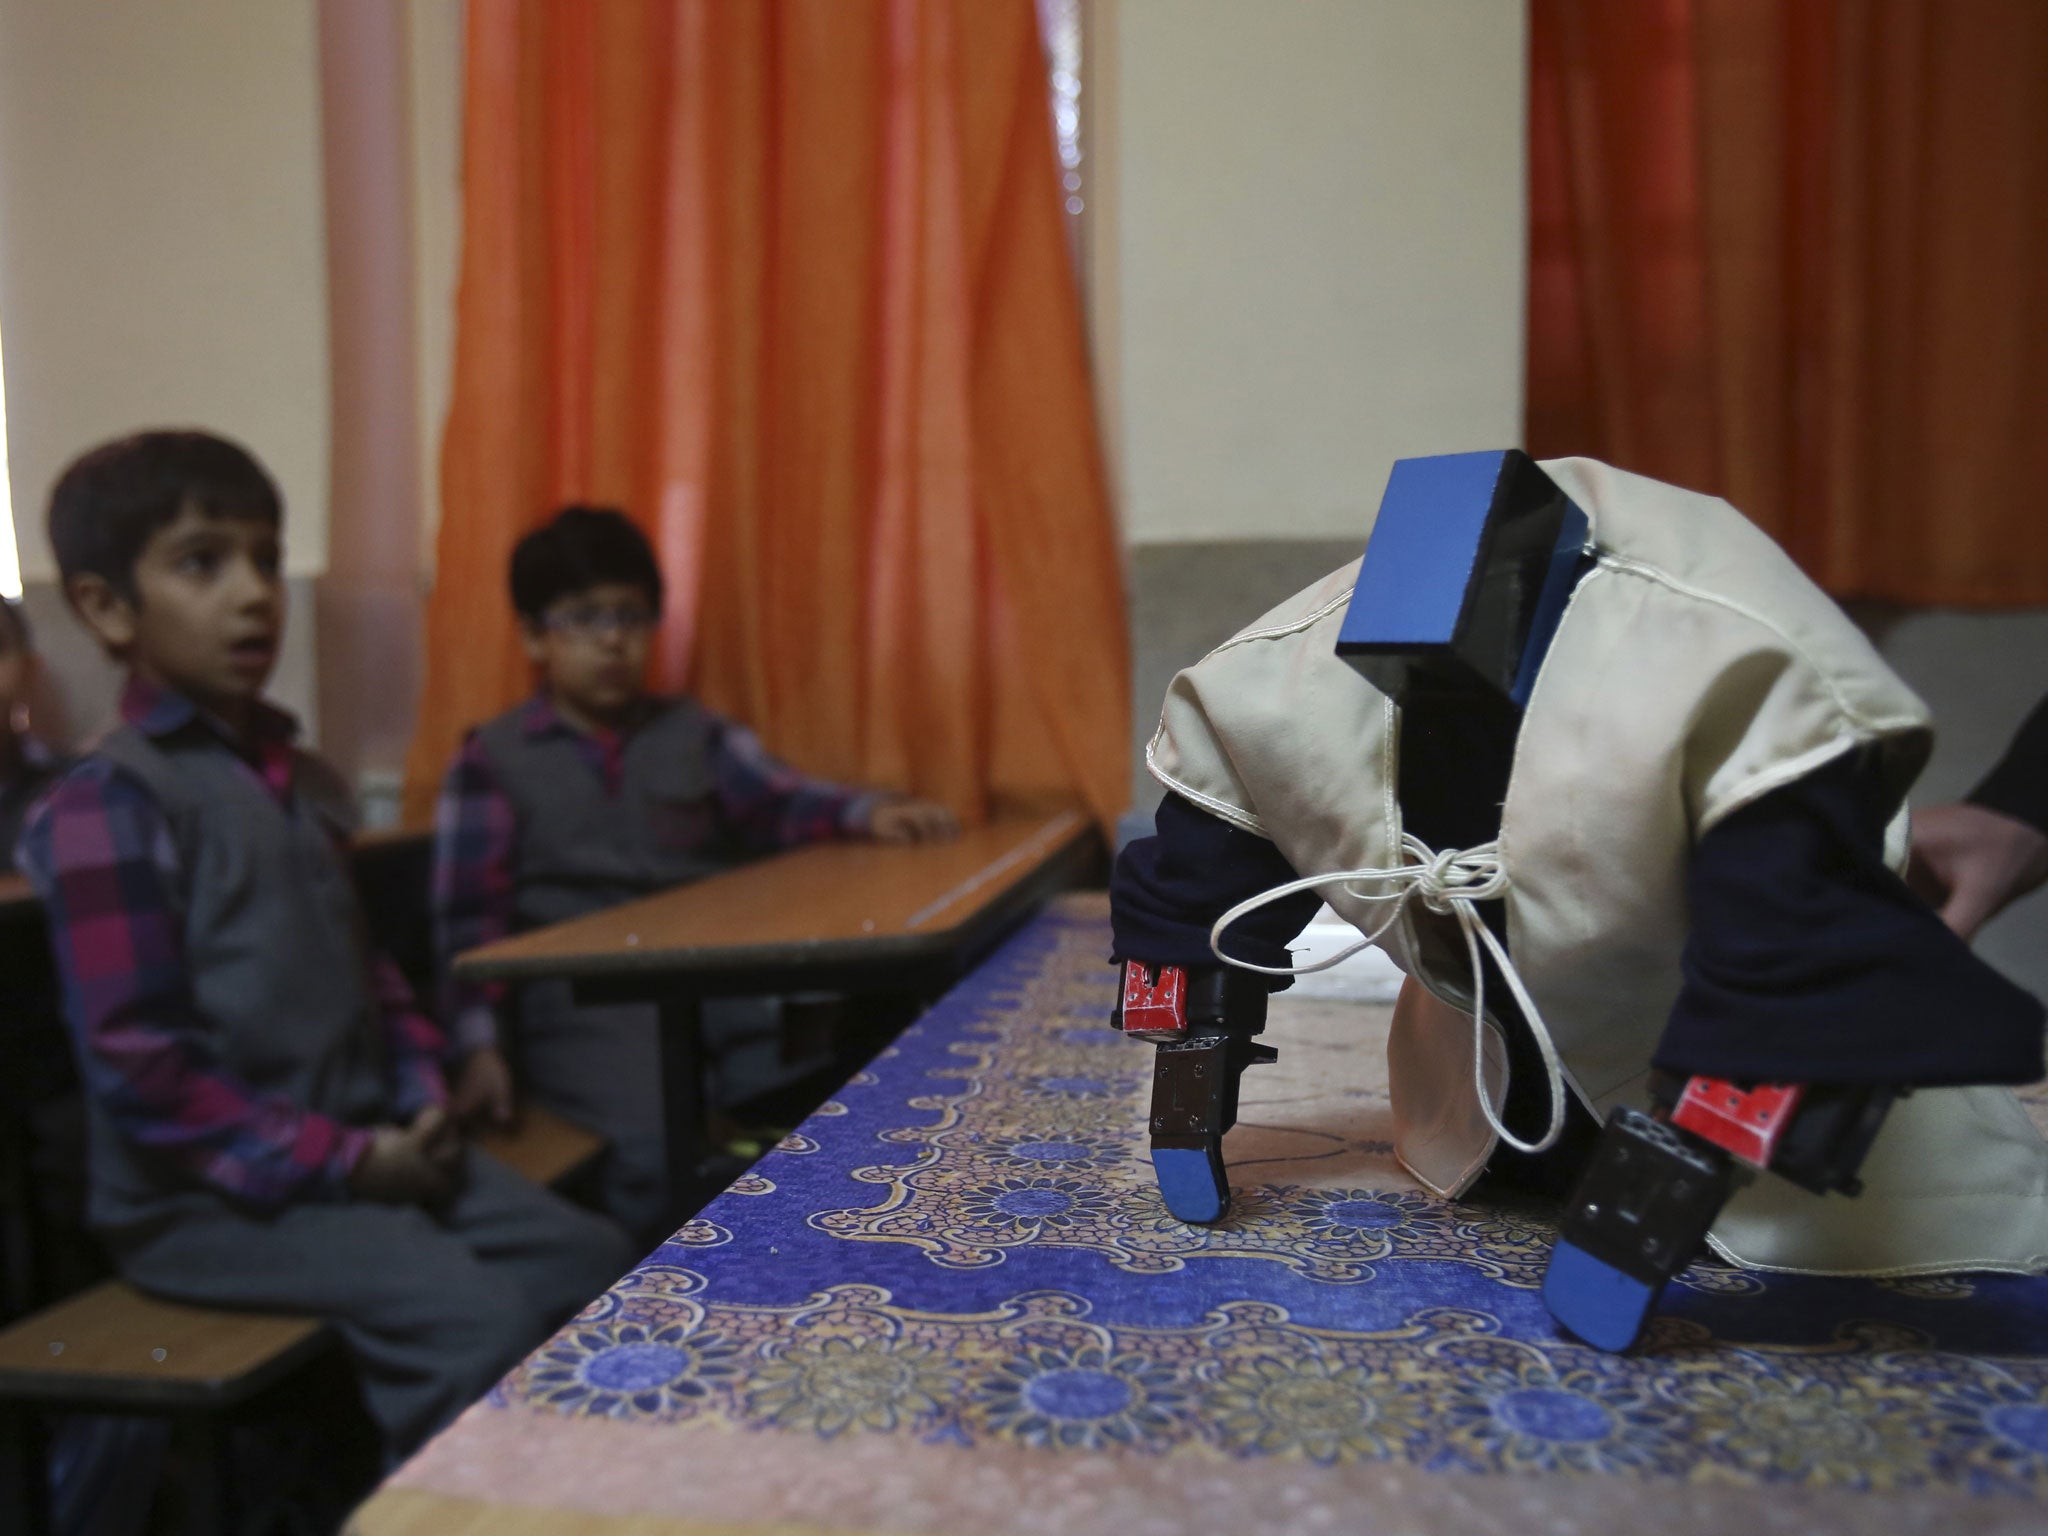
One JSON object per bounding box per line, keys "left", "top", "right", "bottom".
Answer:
{"left": 1151, "top": 1142, "right": 1231, "bottom": 1224}
{"left": 1541, "top": 1106, "right": 1733, "bottom": 1352}
{"left": 1541, "top": 1237, "right": 1662, "bottom": 1353}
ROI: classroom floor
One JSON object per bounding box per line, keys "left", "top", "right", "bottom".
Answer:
{"left": 361, "top": 896, "right": 2048, "bottom": 1535}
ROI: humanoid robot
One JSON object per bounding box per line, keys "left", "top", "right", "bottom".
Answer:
{"left": 1110, "top": 450, "right": 2048, "bottom": 1350}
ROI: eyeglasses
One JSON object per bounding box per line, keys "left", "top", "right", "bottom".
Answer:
{"left": 542, "top": 604, "right": 659, "bottom": 640}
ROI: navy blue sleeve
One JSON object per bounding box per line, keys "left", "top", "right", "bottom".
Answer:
{"left": 1655, "top": 750, "right": 2045, "bottom": 1087}
{"left": 1109, "top": 793, "right": 1323, "bottom": 983}
{"left": 1968, "top": 692, "right": 2048, "bottom": 838}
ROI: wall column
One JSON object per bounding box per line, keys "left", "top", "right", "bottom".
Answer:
{"left": 316, "top": 0, "right": 424, "bottom": 822}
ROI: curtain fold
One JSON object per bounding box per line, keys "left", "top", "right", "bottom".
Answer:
{"left": 405, "top": 0, "right": 1128, "bottom": 828}
{"left": 1528, "top": 0, "right": 2048, "bottom": 606}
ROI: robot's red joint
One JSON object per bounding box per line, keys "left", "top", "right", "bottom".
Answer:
{"left": 1116, "top": 960, "right": 1190, "bottom": 1039}
{"left": 1670, "top": 1077, "right": 1804, "bottom": 1169}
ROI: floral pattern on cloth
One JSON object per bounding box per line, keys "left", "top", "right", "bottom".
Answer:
{"left": 503, "top": 1265, "right": 2048, "bottom": 1491}
{"left": 491, "top": 897, "right": 2048, "bottom": 1498}
{"left": 803, "top": 907, "right": 1766, "bottom": 1295}
{"left": 808, "top": 1026, "right": 1567, "bottom": 1281}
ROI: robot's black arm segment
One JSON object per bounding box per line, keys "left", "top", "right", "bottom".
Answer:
{"left": 1106, "top": 795, "right": 1321, "bottom": 1227}
{"left": 1544, "top": 1079, "right": 1898, "bottom": 1353}
{"left": 1112, "top": 962, "right": 1276, "bottom": 1224}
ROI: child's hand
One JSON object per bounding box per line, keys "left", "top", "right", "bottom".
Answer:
{"left": 867, "top": 798, "right": 959, "bottom": 844}
{"left": 412, "top": 1104, "right": 466, "bottom": 1185}
{"left": 349, "top": 1108, "right": 463, "bottom": 1206}
{"left": 452, "top": 1046, "right": 517, "bottom": 1129}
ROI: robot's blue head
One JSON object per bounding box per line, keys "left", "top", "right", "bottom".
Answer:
{"left": 1337, "top": 449, "right": 1591, "bottom": 710}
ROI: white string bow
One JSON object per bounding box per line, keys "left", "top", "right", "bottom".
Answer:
{"left": 1207, "top": 834, "right": 1565, "bottom": 1155}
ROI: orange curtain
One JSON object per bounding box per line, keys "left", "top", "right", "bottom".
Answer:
{"left": 1528, "top": 0, "right": 2048, "bottom": 605}
{"left": 404, "top": 0, "right": 1128, "bottom": 828}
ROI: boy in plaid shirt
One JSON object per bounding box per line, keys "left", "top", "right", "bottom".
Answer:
{"left": 434, "top": 507, "right": 955, "bottom": 1238}
{"left": 17, "top": 433, "right": 632, "bottom": 1459}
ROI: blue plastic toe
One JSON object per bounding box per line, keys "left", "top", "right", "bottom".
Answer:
{"left": 1542, "top": 1238, "right": 1659, "bottom": 1353}
{"left": 1152, "top": 1146, "right": 1228, "bottom": 1224}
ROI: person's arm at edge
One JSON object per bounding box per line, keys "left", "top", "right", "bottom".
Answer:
{"left": 1910, "top": 693, "right": 2048, "bottom": 939}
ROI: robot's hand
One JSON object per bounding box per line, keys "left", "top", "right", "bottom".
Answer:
{"left": 1112, "top": 961, "right": 1275, "bottom": 1224}
{"left": 1543, "top": 1077, "right": 1896, "bottom": 1351}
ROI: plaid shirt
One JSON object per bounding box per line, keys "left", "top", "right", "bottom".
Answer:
{"left": 432, "top": 694, "right": 874, "bottom": 1054}
{"left": 16, "top": 679, "right": 447, "bottom": 1210}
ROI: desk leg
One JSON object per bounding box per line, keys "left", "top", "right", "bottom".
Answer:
{"left": 0, "top": 1404, "right": 50, "bottom": 1536}
{"left": 179, "top": 1413, "right": 229, "bottom": 1536}
{"left": 656, "top": 992, "right": 709, "bottom": 1226}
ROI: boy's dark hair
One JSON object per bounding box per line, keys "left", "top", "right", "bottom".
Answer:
{"left": 0, "top": 599, "right": 28, "bottom": 652}
{"left": 510, "top": 506, "right": 664, "bottom": 623}
{"left": 46, "top": 431, "right": 281, "bottom": 598}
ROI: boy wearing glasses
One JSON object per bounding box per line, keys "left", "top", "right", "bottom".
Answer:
{"left": 433, "top": 506, "right": 954, "bottom": 1237}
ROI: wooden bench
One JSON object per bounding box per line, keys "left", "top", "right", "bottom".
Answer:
{"left": 475, "top": 1103, "right": 607, "bottom": 1192}
{"left": 0, "top": 1104, "right": 608, "bottom": 1535}
{"left": 0, "top": 1281, "right": 332, "bottom": 1532}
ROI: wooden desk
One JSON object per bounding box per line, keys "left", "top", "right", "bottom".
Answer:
{"left": 0, "top": 874, "right": 33, "bottom": 920}
{"left": 454, "top": 809, "right": 1101, "bottom": 1214}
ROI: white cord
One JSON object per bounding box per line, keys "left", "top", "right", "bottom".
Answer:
{"left": 1208, "top": 835, "right": 1566, "bottom": 1155}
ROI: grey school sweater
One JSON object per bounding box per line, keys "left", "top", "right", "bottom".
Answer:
{"left": 83, "top": 720, "right": 392, "bottom": 1229}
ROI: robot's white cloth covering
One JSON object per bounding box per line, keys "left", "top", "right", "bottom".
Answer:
{"left": 1148, "top": 455, "right": 2048, "bottom": 1278}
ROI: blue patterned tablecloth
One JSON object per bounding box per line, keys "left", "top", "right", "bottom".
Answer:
{"left": 383, "top": 896, "right": 2048, "bottom": 1534}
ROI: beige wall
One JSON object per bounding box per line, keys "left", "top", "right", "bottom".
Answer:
{"left": 0, "top": 0, "right": 331, "bottom": 584}
{"left": 1094, "top": 0, "right": 1529, "bottom": 545}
